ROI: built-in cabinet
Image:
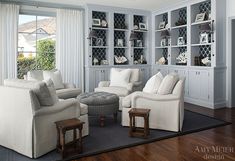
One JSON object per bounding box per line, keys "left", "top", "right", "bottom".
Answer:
{"left": 85, "top": 4, "right": 152, "bottom": 92}
{"left": 84, "top": 0, "right": 226, "bottom": 109}
{"left": 188, "top": 70, "right": 210, "bottom": 100}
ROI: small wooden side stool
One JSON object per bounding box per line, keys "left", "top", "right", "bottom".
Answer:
{"left": 55, "top": 118, "right": 84, "bottom": 159}
{"left": 128, "top": 108, "right": 150, "bottom": 138}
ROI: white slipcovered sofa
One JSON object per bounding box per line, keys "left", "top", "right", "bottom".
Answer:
{"left": 26, "top": 70, "right": 82, "bottom": 99}
{"left": 95, "top": 68, "right": 142, "bottom": 110}
{"left": 122, "top": 77, "right": 185, "bottom": 132}
{"left": 0, "top": 79, "right": 89, "bottom": 158}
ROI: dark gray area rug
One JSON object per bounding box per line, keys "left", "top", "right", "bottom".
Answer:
{"left": 0, "top": 110, "right": 230, "bottom": 161}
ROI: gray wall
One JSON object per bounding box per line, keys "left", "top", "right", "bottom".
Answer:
{"left": 232, "top": 20, "right": 235, "bottom": 106}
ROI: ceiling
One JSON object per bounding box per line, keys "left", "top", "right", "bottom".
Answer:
{"left": 28, "top": 0, "right": 187, "bottom": 11}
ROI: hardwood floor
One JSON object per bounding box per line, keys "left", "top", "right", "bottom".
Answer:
{"left": 73, "top": 103, "right": 235, "bottom": 161}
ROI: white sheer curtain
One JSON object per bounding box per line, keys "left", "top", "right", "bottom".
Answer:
{"left": 56, "top": 9, "right": 84, "bottom": 90}
{"left": 0, "top": 4, "right": 19, "bottom": 84}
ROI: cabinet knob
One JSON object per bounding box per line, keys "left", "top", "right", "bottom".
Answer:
{"left": 89, "top": 55, "right": 91, "bottom": 58}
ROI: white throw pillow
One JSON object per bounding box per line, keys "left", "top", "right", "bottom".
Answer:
{"left": 110, "top": 68, "right": 131, "bottom": 88}
{"left": 157, "top": 74, "right": 179, "bottom": 95}
{"left": 143, "top": 72, "right": 163, "bottom": 94}
{"left": 43, "top": 78, "right": 59, "bottom": 104}
{"left": 27, "top": 70, "right": 43, "bottom": 81}
{"left": 43, "top": 70, "right": 64, "bottom": 90}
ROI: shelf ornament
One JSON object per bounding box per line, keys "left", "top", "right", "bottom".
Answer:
{"left": 201, "top": 57, "right": 211, "bottom": 66}
{"left": 176, "top": 51, "right": 188, "bottom": 64}
{"left": 157, "top": 57, "right": 166, "bottom": 65}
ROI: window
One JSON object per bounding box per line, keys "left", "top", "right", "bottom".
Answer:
{"left": 17, "top": 14, "right": 56, "bottom": 79}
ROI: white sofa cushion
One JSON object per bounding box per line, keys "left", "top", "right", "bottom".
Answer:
{"left": 27, "top": 70, "right": 44, "bottom": 81}
{"left": 143, "top": 72, "right": 163, "bottom": 94}
{"left": 110, "top": 68, "right": 131, "bottom": 88}
{"left": 43, "top": 70, "right": 64, "bottom": 90}
{"left": 4, "top": 79, "right": 55, "bottom": 107}
{"left": 157, "top": 74, "right": 179, "bottom": 95}
{"left": 111, "top": 68, "right": 140, "bottom": 82}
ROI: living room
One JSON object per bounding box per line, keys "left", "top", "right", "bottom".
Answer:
{"left": 0, "top": 0, "right": 234, "bottom": 161}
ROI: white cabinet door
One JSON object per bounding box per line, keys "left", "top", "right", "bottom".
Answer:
{"left": 93, "top": 69, "right": 109, "bottom": 90}
{"left": 188, "top": 70, "right": 210, "bottom": 101}
{"left": 188, "top": 71, "right": 200, "bottom": 99}
{"left": 198, "top": 71, "right": 210, "bottom": 101}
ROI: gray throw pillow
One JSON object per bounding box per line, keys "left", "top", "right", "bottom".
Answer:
{"left": 33, "top": 82, "right": 55, "bottom": 106}
{"left": 43, "top": 79, "right": 59, "bottom": 104}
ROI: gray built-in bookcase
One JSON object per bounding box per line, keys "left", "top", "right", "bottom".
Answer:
{"left": 84, "top": 0, "right": 226, "bottom": 109}
{"left": 153, "top": 0, "right": 226, "bottom": 108}
{"left": 85, "top": 5, "right": 152, "bottom": 93}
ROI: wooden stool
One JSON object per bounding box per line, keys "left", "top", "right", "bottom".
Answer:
{"left": 128, "top": 108, "right": 150, "bottom": 138}
{"left": 55, "top": 118, "right": 84, "bottom": 159}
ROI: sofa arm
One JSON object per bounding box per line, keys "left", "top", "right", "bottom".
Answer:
{"left": 133, "top": 91, "right": 179, "bottom": 101}
{"left": 34, "top": 98, "right": 80, "bottom": 117}
{"left": 122, "top": 93, "right": 133, "bottom": 108}
{"left": 98, "top": 81, "right": 110, "bottom": 87}
{"left": 63, "top": 83, "right": 76, "bottom": 89}
{"left": 131, "top": 92, "right": 180, "bottom": 107}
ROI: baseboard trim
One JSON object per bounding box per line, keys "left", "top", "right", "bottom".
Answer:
{"left": 185, "top": 97, "right": 227, "bottom": 109}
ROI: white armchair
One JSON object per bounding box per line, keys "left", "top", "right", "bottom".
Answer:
{"left": 95, "top": 68, "right": 142, "bottom": 110}
{"left": 0, "top": 79, "right": 89, "bottom": 158}
{"left": 122, "top": 77, "right": 185, "bottom": 132}
{"left": 26, "top": 70, "right": 82, "bottom": 99}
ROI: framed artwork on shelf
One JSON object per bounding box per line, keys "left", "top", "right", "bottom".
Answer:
{"left": 117, "top": 39, "right": 124, "bottom": 47}
{"left": 159, "top": 21, "right": 166, "bottom": 29}
{"left": 195, "top": 13, "right": 206, "bottom": 22}
{"left": 139, "top": 23, "right": 147, "bottom": 30}
{"left": 92, "top": 19, "right": 101, "bottom": 26}
{"left": 177, "top": 37, "right": 185, "bottom": 46}
{"left": 200, "top": 33, "right": 209, "bottom": 44}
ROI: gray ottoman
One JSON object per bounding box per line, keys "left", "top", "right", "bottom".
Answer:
{"left": 78, "top": 92, "right": 119, "bottom": 126}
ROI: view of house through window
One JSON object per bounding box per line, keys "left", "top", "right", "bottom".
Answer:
{"left": 17, "top": 14, "right": 56, "bottom": 79}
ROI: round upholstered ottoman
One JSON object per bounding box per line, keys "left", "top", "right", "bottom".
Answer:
{"left": 77, "top": 92, "right": 119, "bottom": 126}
